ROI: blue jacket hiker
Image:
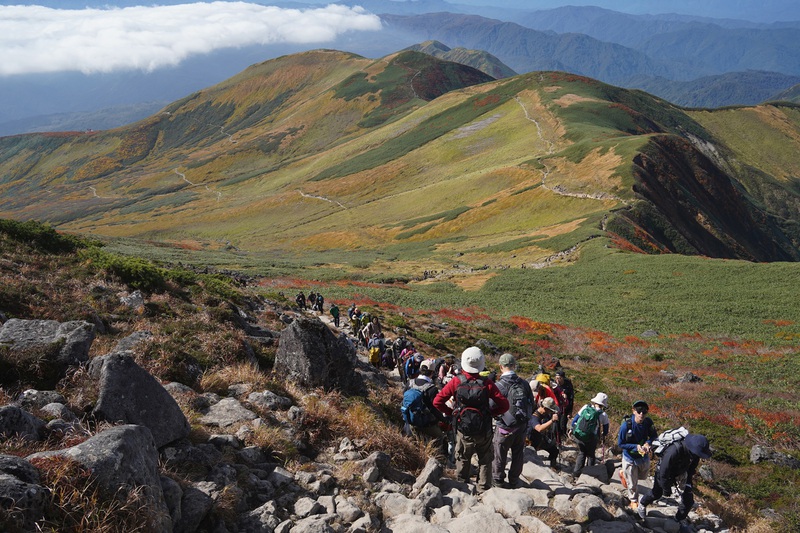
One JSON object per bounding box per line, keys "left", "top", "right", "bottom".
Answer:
{"left": 618, "top": 400, "right": 657, "bottom": 507}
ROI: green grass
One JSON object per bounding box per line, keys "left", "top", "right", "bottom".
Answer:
{"left": 313, "top": 238, "right": 800, "bottom": 343}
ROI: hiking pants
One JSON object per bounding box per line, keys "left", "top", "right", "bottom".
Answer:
{"left": 456, "top": 430, "right": 494, "bottom": 490}
{"left": 622, "top": 457, "right": 650, "bottom": 502}
{"left": 573, "top": 436, "right": 598, "bottom": 475}
{"left": 492, "top": 425, "right": 526, "bottom": 485}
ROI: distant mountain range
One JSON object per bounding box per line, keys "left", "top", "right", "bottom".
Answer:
{"left": 3, "top": 3, "right": 800, "bottom": 135}
{"left": 1, "top": 49, "right": 798, "bottom": 270}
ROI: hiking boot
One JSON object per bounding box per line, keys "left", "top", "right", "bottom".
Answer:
{"left": 637, "top": 500, "right": 647, "bottom": 519}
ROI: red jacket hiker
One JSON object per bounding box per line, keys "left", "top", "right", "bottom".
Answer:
{"left": 433, "top": 371, "right": 509, "bottom": 419}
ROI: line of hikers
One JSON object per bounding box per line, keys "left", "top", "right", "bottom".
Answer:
{"left": 311, "top": 300, "right": 712, "bottom": 523}
{"left": 295, "top": 291, "right": 326, "bottom": 312}
{"left": 399, "top": 346, "right": 712, "bottom": 523}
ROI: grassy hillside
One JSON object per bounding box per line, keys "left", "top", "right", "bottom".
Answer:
{"left": 3, "top": 218, "right": 798, "bottom": 531}
{"left": 1, "top": 49, "right": 799, "bottom": 277}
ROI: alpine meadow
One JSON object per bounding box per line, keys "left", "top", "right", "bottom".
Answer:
{"left": 2, "top": 43, "right": 800, "bottom": 532}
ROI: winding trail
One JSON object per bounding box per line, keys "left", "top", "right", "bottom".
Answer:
{"left": 298, "top": 190, "right": 347, "bottom": 209}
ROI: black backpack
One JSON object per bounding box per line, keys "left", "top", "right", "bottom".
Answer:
{"left": 454, "top": 374, "right": 491, "bottom": 436}
{"left": 497, "top": 375, "right": 533, "bottom": 428}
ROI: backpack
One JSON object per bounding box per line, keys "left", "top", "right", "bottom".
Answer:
{"left": 573, "top": 405, "right": 600, "bottom": 442}
{"left": 369, "top": 345, "right": 382, "bottom": 365}
{"left": 405, "top": 356, "right": 421, "bottom": 379}
{"left": 498, "top": 375, "right": 533, "bottom": 428}
{"left": 653, "top": 426, "right": 689, "bottom": 455}
{"left": 401, "top": 384, "right": 435, "bottom": 427}
{"left": 454, "top": 374, "right": 492, "bottom": 436}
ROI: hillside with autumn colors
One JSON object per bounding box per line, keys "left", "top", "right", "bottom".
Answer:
{"left": 1, "top": 49, "right": 800, "bottom": 281}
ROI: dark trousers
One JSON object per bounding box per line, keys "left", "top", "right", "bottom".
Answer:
{"left": 573, "top": 436, "right": 597, "bottom": 475}
{"left": 456, "top": 430, "right": 494, "bottom": 489}
{"left": 492, "top": 425, "right": 526, "bottom": 484}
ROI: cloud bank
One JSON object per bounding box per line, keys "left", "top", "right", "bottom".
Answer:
{"left": 0, "top": 2, "right": 383, "bottom": 76}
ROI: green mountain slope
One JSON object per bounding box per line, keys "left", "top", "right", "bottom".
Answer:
{"left": 1, "top": 49, "right": 799, "bottom": 279}
{"left": 403, "top": 41, "right": 517, "bottom": 79}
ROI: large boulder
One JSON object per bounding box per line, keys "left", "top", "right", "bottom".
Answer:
{"left": 0, "top": 405, "right": 46, "bottom": 441}
{"left": 27, "top": 424, "right": 172, "bottom": 532}
{"left": 275, "top": 317, "right": 366, "bottom": 395}
{"left": 89, "top": 351, "right": 190, "bottom": 448}
{"left": 0, "top": 319, "right": 95, "bottom": 387}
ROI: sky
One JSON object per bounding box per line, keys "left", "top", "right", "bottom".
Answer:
{"left": 0, "top": 2, "right": 382, "bottom": 76}
{"left": 1, "top": 1, "right": 796, "bottom": 78}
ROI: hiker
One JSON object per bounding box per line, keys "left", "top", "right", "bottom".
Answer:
{"left": 491, "top": 353, "right": 534, "bottom": 488}
{"left": 329, "top": 302, "right": 340, "bottom": 327}
{"left": 398, "top": 342, "right": 416, "bottom": 382}
{"left": 553, "top": 370, "right": 575, "bottom": 435}
{"left": 295, "top": 291, "right": 306, "bottom": 309}
{"left": 638, "top": 433, "right": 712, "bottom": 522}
{"left": 438, "top": 354, "right": 457, "bottom": 388}
{"left": 347, "top": 303, "right": 356, "bottom": 320}
{"left": 367, "top": 333, "right": 385, "bottom": 367}
{"left": 529, "top": 397, "right": 560, "bottom": 470}
{"left": 402, "top": 361, "right": 448, "bottom": 460}
{"left": 433, "top": 346, "right": 509, "bottom": 492}
{"left": 315, "top": 293, "right": 324, "bottom": 312}
{"left": 381, "top": 339, "right": 396, "bottom": 369}
{"left": 570, "top": 392, "right": 610, "bottom": 478}
{"left": 619, "top": 400, "right": 657, "bottom": 509}
{"left": 405, "top": 353, "right": 424, "bottom": 382}
{"left": 349, "top": 307, "right": 361, "bottom": 333}
{"left": 308, "top": 291, "right": 317, "bottom": 310}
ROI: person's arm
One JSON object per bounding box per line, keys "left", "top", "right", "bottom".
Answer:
{"left": 433, "top": 378, "right": 458, "bottom": 416}
{"left": 534, "top": 413, "right": 558, "bottom": 434}
{"left": 487, "top": 381, "right": 509, "bottom": 416}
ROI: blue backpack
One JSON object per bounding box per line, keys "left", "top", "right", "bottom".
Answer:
{"left": 401, "top": 384, "right": 435, "bottom": 427}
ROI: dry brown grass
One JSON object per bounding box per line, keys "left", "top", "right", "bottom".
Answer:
{"left": 30, "top": 455, "right": 159, "bottom": 532}
{"left": 198, "top": 362, "right": 269, "bottom": 395}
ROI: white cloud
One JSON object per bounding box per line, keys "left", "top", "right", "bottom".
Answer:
{"left": 0, "top": 2, "right": 383, "bottom": 76}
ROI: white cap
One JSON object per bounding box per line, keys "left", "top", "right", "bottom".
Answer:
{"left": 461, "top": 346, "right": 485, "bottom": 373}
{"left": 590, "top": 392, "right": 608, "bottom": 408}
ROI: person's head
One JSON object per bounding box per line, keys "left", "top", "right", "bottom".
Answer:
{"left": 541, "top": 397, "right": 558, "bottom": 414}
{"left": 535, "top": 373, "right": 550, "bottom": 389}
{"left": 444, "top": 354, "right": 455, "bottom": 365}
{"left": 372, "top": 317, "right": 378, "bottom": 324}
{"left": 461, "top": 346, "right": 485, "bottom": 373}
{"left": 419, "top": 361, "right": 432, "bottom": 377}
{"left": 684, "top": 434, "right": 712, "bottom": 459}
{"left": 590, "top": 392, "right": 608, "bottom": 410}
{"left": 498, "top": 353, "right": 516, "bottom": 370}
{"left": 632, "top": 400, "right": 649, "bottom": 422}
{"left": 554, "top": 370, "right": 566, "bottom": 385}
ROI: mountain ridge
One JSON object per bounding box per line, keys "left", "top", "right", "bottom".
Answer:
{"left": 1, "top": 49, "right": 799, "bottom": 275}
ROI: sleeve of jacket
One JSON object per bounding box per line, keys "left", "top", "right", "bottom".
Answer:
{"left": 433, "top": 378, "right": 458, "bottom": 416}
{"left": 618, "top": 420, "right": 636, "bottom": 453}
{"left": 487, "top": 381, "right": 509, "bottom": 416}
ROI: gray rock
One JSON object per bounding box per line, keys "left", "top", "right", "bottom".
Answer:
{"left": 248, "top": 390, "right": 293, "bottom": 410}
{"left": 289, "top": 513, "right": 338, "bottom": 533}
{"left": 175, "top": 484, "right": 214, "bottom": 533}
{"left": 274, "top": 317, "right": 366, "bottom": 396}
{"left": 39, "top": 402, "right": 78, "bottom": 422}
{"left": 573, "top": 493, "right": 613, "bottom": 522}
{"left": 27, "top": 424, "right": 171, "bottom": 532}
{"left": 334, "top": 495, "right": 363, "bottom": 523}
{"left": 415, "top": 482, "right": 444, "bottom": 511}
{"left": 446, "top": 509, "right": 515, "bottom": 533}
{"left": 16, "top": 389, "right": 67, "bottom": 410}
{"left": 113, "top": 330, "right": 153, "bottom": 352}
{"left": 0, "top": 472, "right": 49, "bottom": 531}
{"left": 0, "top": 319, "right": 95, "bottom": 387}
{"left": 294, "top": 496, "right": 325, "bottom": 518}
{"left": 375, "top": 491, "right": 425, "bottom": 518}
{"left": 89, "top": 351, "right": 190, "bottom": 447}
{"left": 750, "top": 445, "right": 800, "bottom": 469}
{"left": 160, "top": 474, "right": 183, "bottom": 527}
{"left": 199, "top": 397, "right": 257, "bottom": 429}
{"left": 585, "top": 520, "right": 635, "bottom": 532}
{"left": 514, "top": 515, "right": 553, "bottom": 533}
{"left": 413, "top": 457, "right": 443, "bottom": 493}
{"left": 0, "top": 405, "right": 46, "bottom": 441}
{"left": 383, "top": 513, "right": 448, "bottom": 533}
{"left": 0, "top": 454, "right": 40, "bottom": 484}
{"left": 481, "top": 486, "right": 535, "bottom": 516}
